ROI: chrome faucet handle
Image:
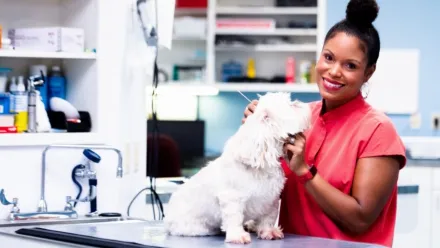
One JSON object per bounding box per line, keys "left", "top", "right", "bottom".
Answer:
{"left": 37, "top": 199, "right": 47, "bottom": 212}
{"left": 64, "top": 196, "right": 74, "bottom": 211}
{"left": 11, "top": 198, "right": 20, "bottom": 214}
{"left": 0, "top": 189, "right": 19, "bottom": 214}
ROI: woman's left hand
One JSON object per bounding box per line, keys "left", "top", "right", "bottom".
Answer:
{"left": 284, "top": 132, "right": 309, "bottom": 176}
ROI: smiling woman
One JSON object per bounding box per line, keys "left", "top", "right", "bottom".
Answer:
{"left": 242, "top": 0, "right": 407, "bottom": 247}
{"left": 316, "top": 0, "right": 380, "bottom": 111}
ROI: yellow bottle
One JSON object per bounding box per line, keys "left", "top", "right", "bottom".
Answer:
{"left": 247, "top": 58, "right": 256, "bottom": 79}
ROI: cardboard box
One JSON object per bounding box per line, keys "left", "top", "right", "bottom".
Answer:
{"left": 8, "top": 27, "right": 85, "bottom": 52}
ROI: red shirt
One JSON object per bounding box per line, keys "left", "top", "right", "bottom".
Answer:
{"left": 279, "top": 93, "right": 406, "bottom": 248}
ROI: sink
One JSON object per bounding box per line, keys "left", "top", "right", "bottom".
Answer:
{"left": 0, "top": 215, "right": 143, "bottom": 228}
{"left": 0, "top": 215, "right": 147, "bottom": 247}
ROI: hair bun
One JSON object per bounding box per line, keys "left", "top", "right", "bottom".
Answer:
{"left": 346, "top": 0, "right": 379, "bottom": 27}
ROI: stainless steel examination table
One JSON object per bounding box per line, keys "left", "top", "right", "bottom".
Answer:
{"left": 0, "top": 220, "right": 387, "bottom": 248}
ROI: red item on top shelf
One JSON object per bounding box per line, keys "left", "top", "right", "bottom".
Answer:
{"left": 176, "top": 0, "right": 207, "bottom": 8}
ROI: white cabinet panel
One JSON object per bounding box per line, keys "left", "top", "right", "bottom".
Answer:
{"left": 433, "top": 168, "right": 440, "bottom": 190}
{"left": 393, "top": 167, "right": 432, "bottom": 248}
{"left": 432, "top": 190, "right": 440, "bottom": 248}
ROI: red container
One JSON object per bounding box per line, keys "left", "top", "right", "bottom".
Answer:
{"left": 176, "top": 0, "right": 207, "bottom": 8}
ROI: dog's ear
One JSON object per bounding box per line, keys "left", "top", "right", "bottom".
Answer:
{"left": 231, "top": 125, "right": 281, "bottom": 169}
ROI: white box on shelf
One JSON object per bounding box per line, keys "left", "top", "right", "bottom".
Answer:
{"left": 174, "top": 17, "right": 207, "bottom": 39}
{"left": 8, "top": 27, "right": 85, "bottom": 53}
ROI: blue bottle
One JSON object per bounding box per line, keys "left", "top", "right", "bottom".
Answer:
{"left": 48, "top": 66, "right": 66, "bottom": 100}
{"left": 221, "top": 60, "right": 242, "bottom": 82}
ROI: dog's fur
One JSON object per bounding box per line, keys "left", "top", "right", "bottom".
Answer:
{"left": 164, "top": 92, "right": 311, "bottom": 244}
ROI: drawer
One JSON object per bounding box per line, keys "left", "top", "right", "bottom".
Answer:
{"left": 394, "top": 167, "right": 432, "bottom": 248}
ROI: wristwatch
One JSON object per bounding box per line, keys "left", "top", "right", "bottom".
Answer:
{"left": 297, "top": 165, "right": 317, "bottom": 184}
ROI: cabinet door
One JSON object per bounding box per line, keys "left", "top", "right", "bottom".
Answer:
{"left": 434, "top": 168, "right": 440, "bottom": 190}
{"left": 432, "top": 190, "right": 440, "bottom": 248}
{"left": 393, "top": 167, "right": 432, "bottom": 248}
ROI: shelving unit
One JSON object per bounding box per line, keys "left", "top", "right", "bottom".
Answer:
{"left": 0, "top": 132, "right": 104, "bottom": 147}
{"left": 156, "top": 0, "right": 326, "bottom": 94}
{"left": 0, "top": 0, "right": 113, "bottom": 146}
{"left": 0, "top": 50, "right": 97, "bottom": 60}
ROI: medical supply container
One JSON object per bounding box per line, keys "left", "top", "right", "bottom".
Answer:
{"left": 14, "top": 76, "right": 28, "bottom": 132}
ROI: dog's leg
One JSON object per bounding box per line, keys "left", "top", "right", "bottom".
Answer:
{"left": 218, "top": 191, "right": 251, "bottom": 244}
{"left": 256, "top": 200, "right": 284, "bottom": 240}
{"left": 243, "top": 220, "right": 257, "bottom": 233}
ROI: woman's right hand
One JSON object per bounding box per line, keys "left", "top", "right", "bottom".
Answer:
{"left": 242, "top": 100, "right": 259, "bottom": 124}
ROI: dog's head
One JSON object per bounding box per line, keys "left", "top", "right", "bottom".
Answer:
{"left": 231, "top": 92, "right": 311, "bottom": 169}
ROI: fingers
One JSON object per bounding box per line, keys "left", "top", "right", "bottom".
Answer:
{"left": 294, "top": 133, "right": 306, "bottom": 146}
{"left": 243, "top": 100, "right": 259, "bottom": 118}
{"left": 296, "top": 132, "right": 306, "bottom": 141}
{"left": 285, "top": 133, "right": 306, "bottom": 148}
{"left": 244, "top": 108, "right": 253, "bottom": 118}
{"left": 247, "top": 101, "right": 258, "bottom": 113}
{"left": 284, "top": 144, "right": 303, "bottom": 158}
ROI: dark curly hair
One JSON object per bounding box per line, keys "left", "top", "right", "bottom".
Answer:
{"left": 324, "top": 0, "right": 381, "bottom": 68}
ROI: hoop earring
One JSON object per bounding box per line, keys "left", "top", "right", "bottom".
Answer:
{"left": 362, "top": 82, "right": 370, "bottom": 99}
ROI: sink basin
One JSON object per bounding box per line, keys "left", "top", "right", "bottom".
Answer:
{"left": 0, "top": 216, "right": 143, "bottom": 228}
{"left": 0, "top": 215, "right": 147, "bottom": 247}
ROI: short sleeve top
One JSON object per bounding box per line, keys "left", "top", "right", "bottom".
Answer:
{"left": 279, "top": 93, "right": 406, "bottom": 248}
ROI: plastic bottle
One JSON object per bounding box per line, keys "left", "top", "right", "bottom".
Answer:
{"left": 8, "top": 76, "right": 17, "bottom": 113}
{"left": 285, "top": 57, "right": 296, "bottom": 84}
{"left": 48, "top": 66, "right": 66, "bottom": 100}
{"left": 14, "top": 76, "right": 28, "bottom": 132}
{"left": 246, "top": 58, "right": 256, "bottom": 79}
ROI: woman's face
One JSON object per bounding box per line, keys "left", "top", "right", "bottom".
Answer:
{"left": 315, "top": 32, "right": 375, "bottom": 110}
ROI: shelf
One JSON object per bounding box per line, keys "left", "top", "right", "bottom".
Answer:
{"left": 216, "top": 6, "right": 318, "bottom": 15}
{"left": 214, "top": 82, "right": 319, "bottom": 92}
{"left": 0, "top": 50, "right": 97, "bottom": 60}
{"left": 0, "top": 132, "right": 105, "bottom": 147}
{"left": 215, "top": 28, "right": 317, "bottom": 36}
{"left": 151, "top": 82, "right": 319, "bottom": 95}
{"left": 215, "top": 44, "right": 317, "bottom": 52}
{"left": 175, "top": 8, "right": 207, "bottom": 15}
{"left": 173, "top": 36, "right": 206, "bottom": 41}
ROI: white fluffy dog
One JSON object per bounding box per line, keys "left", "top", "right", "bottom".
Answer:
{"left": 164, "top": 92, "right": 311, "bottom": 244}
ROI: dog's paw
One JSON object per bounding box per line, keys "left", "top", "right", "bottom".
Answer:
{"left": 225, "top": 231, "right": 251, "bottom": 244}
{"left": 257, "top": 226, "right": 284, "bottom": 240}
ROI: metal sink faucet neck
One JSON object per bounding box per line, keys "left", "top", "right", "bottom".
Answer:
{"left": 38, "top": 144, "right": 123, "bottom": 213}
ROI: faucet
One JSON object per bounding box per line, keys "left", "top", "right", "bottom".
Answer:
{"left": 0, "top": 189, "right": 20, "bottom": 220}
{"left": 38, "top": 144, "right": 124, "bottom": 213}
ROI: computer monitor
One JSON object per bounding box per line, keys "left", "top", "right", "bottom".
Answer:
{"left": 147, "top": 120, "right": 205, "bottom": 178}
